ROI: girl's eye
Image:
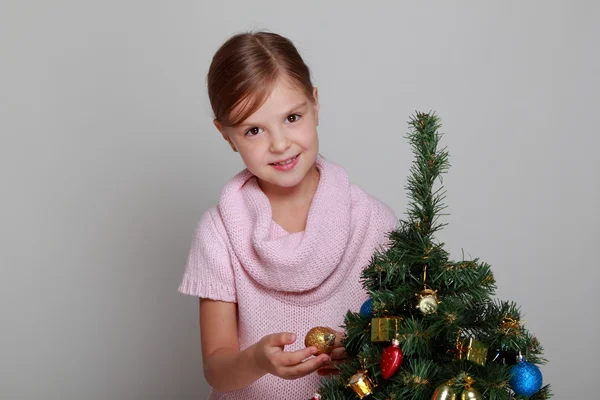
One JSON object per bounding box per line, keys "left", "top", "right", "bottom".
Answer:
{"left": 287, "top": 114, "right": 301, "bottom": 123}
{"left": 245, "top": 127, "right": 263, "bottom": 136}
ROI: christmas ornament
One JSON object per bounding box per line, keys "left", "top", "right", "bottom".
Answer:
{"left": 453, "top": 337, "right": 488, "bottom": 367}
{"left": 431, "top": 383, "right": 457, "bottom": 400}
{"left": 305, "top": 327, "right": 336, "bottom": 355}
{"left": 311, "top": 394, "right": 322, "bottom": 400}
{"left": 371, "top": 316, "right": 402, "bottom": 342}
{"left": 360, "top": 298, "right": 374, "bottom": 317}
{"left": 460, "top": 387, "right": 482, "bottom": 400}
{"left": 416, "top": 266, "right": 439, "bottom": 315}
{"left": 416, "top": 288, "right": 440, "bottom": 314}
{"left": 347, "top": 359, "right": 376, "bottom": 399}
{"left": 380, "top": 338, "right": 403, "bottom": 379}
{"left": 509, "top": 359, "right": 543, "bottom": 396}
{"left": 500, "top": 316, "right": 523, "bottom": 336}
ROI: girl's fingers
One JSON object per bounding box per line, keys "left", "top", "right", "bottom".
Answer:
{"left": 287, "top": 354, "right": 330, "bottom": 377}
{"left": 317, "top": 358, "right": 344, "bottom": 376}
{"left": 330, "top": 347, "right": 347, "bottom": 360}
{"left": 268, "top": 332, "right": 296, "bottom": 347}
{"left": 320, "top": 358, "right": 343, "bottom": 368}
{"left": 317, "top": 366, "right": 340, "bottom": 376}
{"left": 333, "top": 330, "right": 345, "bottom": 348}
{"left": 278, "top": 346, "right": 318, "bottom": 365}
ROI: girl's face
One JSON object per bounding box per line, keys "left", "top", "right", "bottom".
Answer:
{"left": 215, "top": 77, "right": 320, "bottom": 194}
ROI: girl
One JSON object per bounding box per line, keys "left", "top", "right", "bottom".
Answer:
{"left": 178, "top": 31, "right": 397, "bottom": 399}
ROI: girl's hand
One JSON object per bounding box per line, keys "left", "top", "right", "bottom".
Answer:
{"left": 253, "top": 332, "right": 331, "bottom": 380}
{"left": 317, "top": 329, "right": 346, "bottom": 376}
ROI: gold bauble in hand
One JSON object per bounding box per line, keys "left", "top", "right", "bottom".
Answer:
{"left": 305, "top": 326, "right": 336, "bottom": 355}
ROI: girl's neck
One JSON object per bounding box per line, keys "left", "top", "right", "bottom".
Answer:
{"left": 260, "top": 164, "right": 320, "bottom": 234}
{"left": 257, "top": 164, "right": 320, "bottom": 206}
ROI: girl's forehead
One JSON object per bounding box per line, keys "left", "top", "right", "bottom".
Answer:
{"left": 258, "top": 80, "right": 307, "bottom": 110}
{"left": 232, "top": 79, "right": 310, "bottom": 125}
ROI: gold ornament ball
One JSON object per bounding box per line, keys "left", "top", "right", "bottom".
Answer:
{"left": 432, "top": 384, "right": 457, "bottom": 400}
{"left": 417, "top": 294, "right": 439, "bottom": 314}
{"left": 305, "top": 326, "right": 336, "bottom": 355}
{"left": 460, "top": 388, "right": 482, "bottom": 400}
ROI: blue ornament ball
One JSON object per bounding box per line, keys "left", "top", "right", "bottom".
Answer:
{"left": 360, "top": 298, "right": 373, "bottom": 317}
{"left": 509, "top": 361, "right": 543, "bottom": 396}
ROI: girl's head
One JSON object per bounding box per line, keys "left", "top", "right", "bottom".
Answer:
{"left": 207, "top": 31, "right": 320, "bottom": 192}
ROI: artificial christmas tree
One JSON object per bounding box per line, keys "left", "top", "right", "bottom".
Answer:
{"left": 313, "top": 112, "right": 551, "bottom": 399}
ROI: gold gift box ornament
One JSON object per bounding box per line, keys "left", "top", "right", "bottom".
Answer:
{"left": 453, "top": 337, "right": 489, "bottom": 367}
{"left": 370, "top": 316, "right": 403, "bottom": 342}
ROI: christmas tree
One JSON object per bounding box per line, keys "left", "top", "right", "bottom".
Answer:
{"left": 313, "top": 112, "right": 551, "bottom": 400}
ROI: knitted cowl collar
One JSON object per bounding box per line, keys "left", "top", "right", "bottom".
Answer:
{"left": 218, "top": 156, "right": 372, "bottom": 302}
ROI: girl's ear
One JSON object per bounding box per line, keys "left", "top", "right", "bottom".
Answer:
{"left": 213, "top": 119, "right": 226, "bottom": 135}
{"left": 214, "top": 119, "right": 238, "bottom": 152}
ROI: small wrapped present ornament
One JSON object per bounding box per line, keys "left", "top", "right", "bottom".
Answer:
{"left": 370, "top": 316, "right": 402, "bottom": 342}
{"left": 453, "top": 337, "right": 489, "bottom": 367}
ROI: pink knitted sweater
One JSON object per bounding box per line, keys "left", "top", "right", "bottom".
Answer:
{"left": 178, "top": 156, "right": 397, "bottom": 399}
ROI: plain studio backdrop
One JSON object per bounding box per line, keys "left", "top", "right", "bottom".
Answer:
{"left": 1, "top": 1, "right": 598, "bottom": 399}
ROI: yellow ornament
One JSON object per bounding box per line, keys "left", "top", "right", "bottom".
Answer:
{"left": 305, "top": 326, "right": 336, "bottom": 355}
{"left": 453, "top": 337, "right": 489, "bottom": 367}
{"left": 432, "top": 384, "right": 457, "bottom": 400}
{"left": 370, "top": 316, "right": 403, "bottom": 342}
{"left": 347, "top": 368, "right": 375, "bottom": 398}
{"left": 460, "top": 387, "right": 482, "bottom": 400}
{"left": 416, "top": 288, "right": 440, "bottom": 314}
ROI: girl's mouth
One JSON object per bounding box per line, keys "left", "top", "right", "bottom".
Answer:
{"left": 270, "top": 154, "right": 300, "bottom": 170}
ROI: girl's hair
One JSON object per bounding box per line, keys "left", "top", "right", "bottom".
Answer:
{"left": 207, "top": 31, "right": 315, "bottom": 127}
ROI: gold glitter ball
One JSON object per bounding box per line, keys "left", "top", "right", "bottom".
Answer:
{"left": 304, "top": 326, "right": 336, "bottom": 355}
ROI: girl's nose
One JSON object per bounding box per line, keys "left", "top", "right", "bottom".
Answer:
{"left": 269, "top": 128, "right": 291, "bottom": 153}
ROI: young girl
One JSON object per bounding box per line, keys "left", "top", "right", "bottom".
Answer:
{"left": 178, "top": 31, "right": 397, "bottom": 399}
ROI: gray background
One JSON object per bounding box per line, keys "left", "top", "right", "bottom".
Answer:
{"left": 1, "top": 1, "right": 598, "bottom": 399}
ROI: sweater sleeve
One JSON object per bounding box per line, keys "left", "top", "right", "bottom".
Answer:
{"left": 178, "top": 208, "right": 237, "bottom": 303}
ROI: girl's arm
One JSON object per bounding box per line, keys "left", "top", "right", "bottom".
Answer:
{"left": 199, "top": 298, "right": 331, "bottom": 392}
